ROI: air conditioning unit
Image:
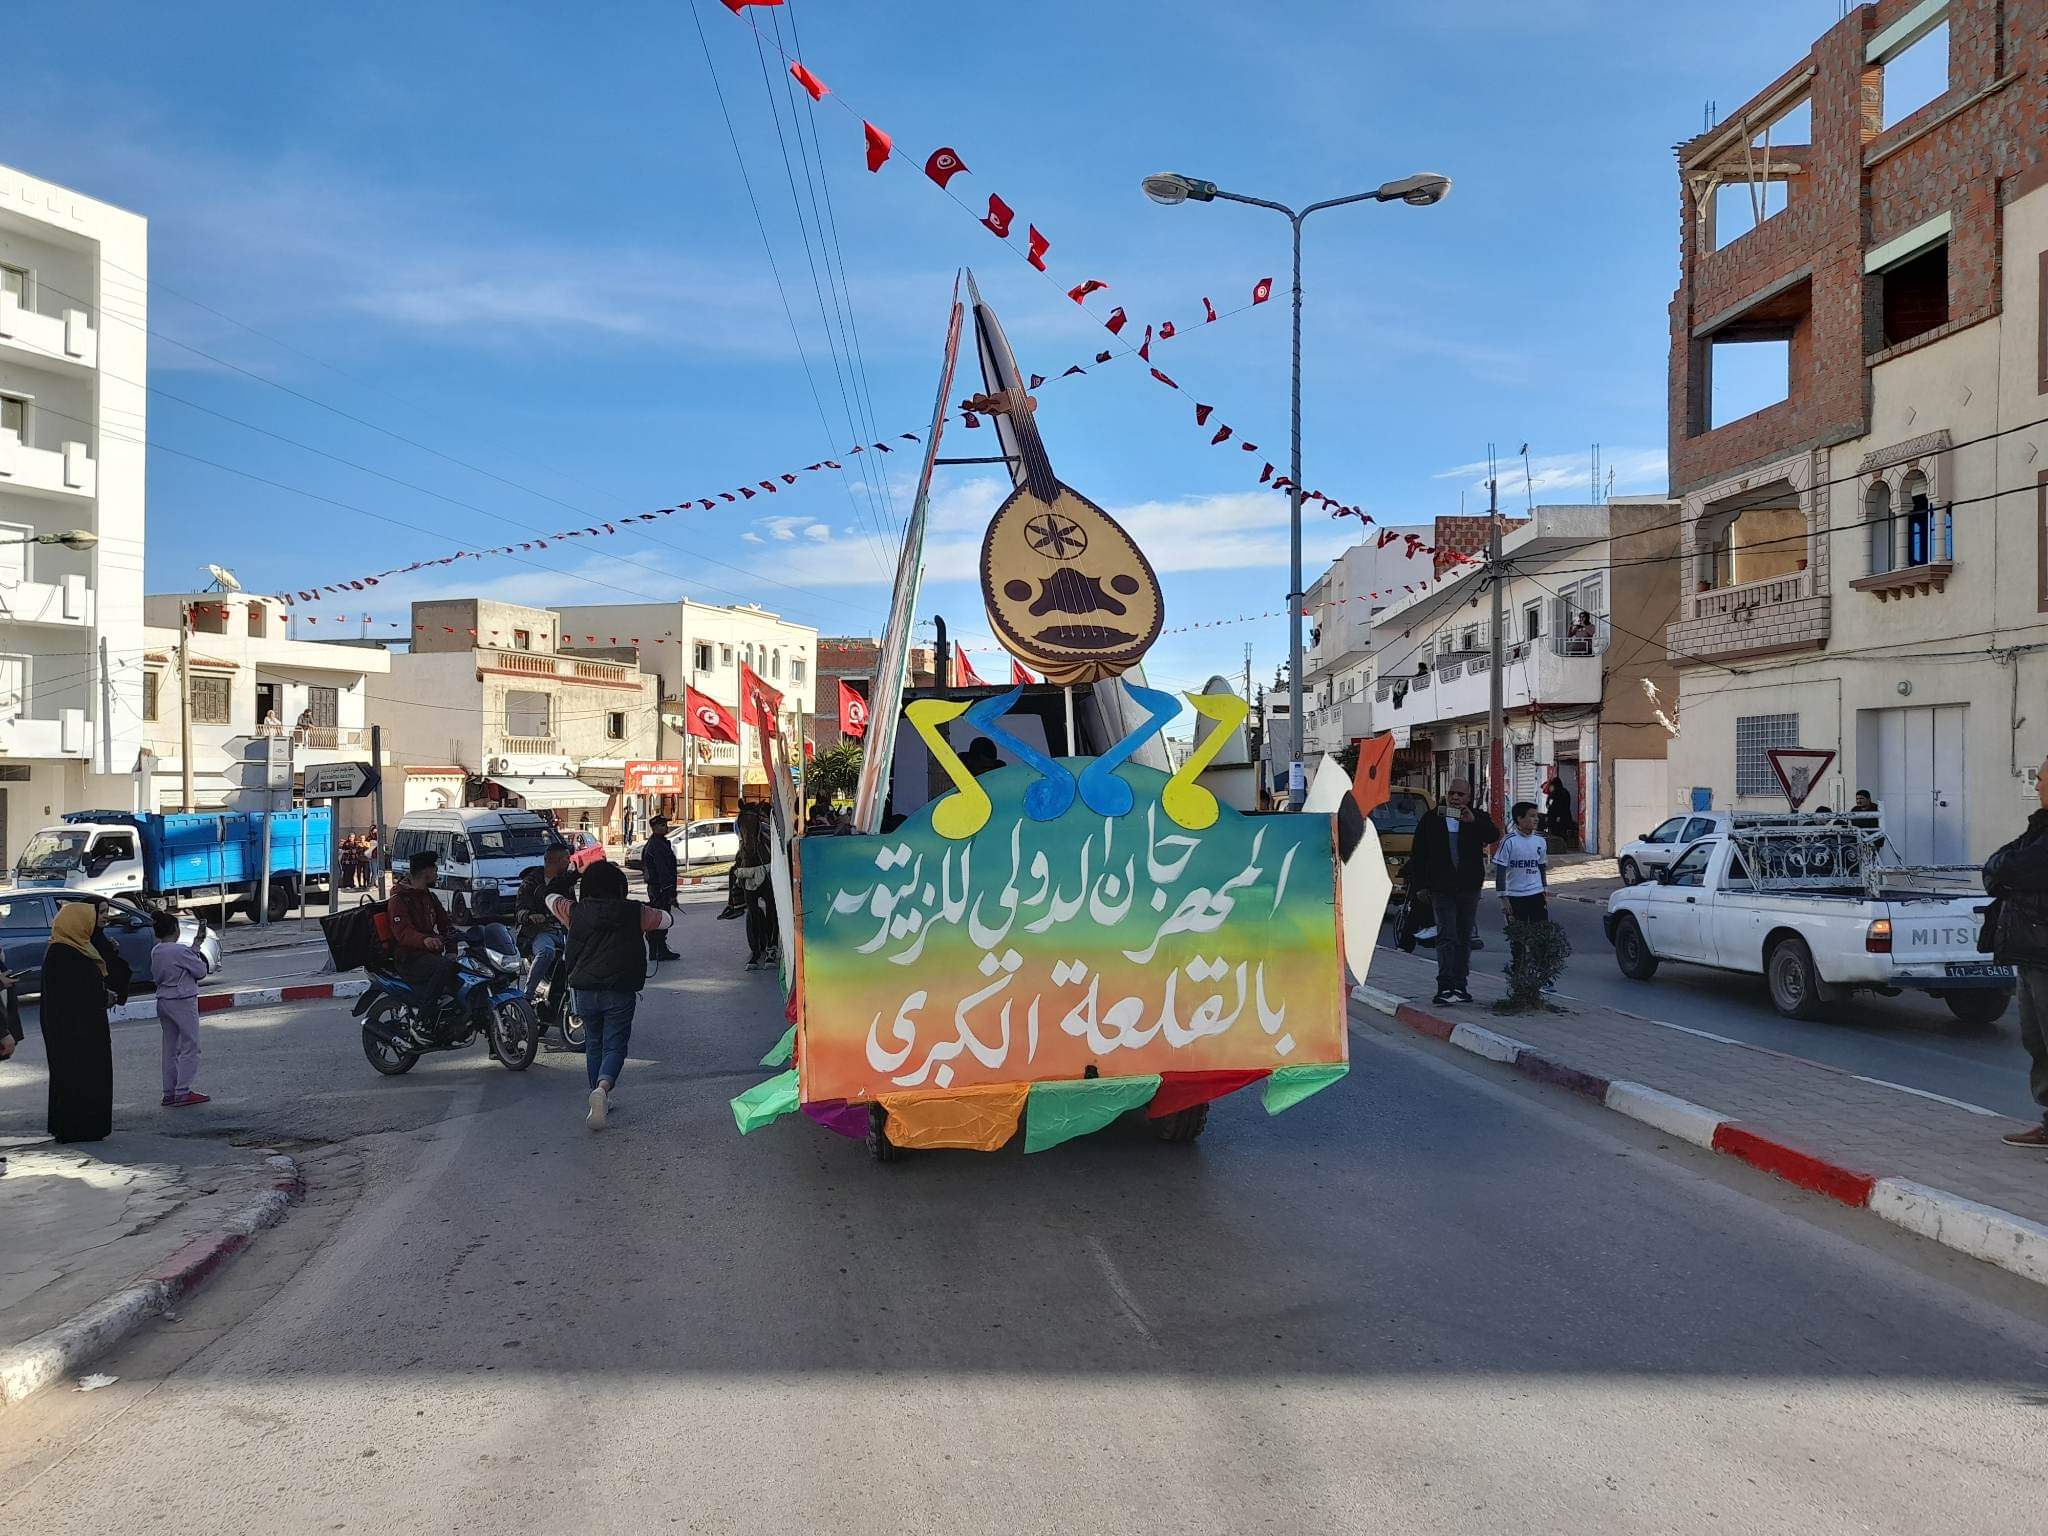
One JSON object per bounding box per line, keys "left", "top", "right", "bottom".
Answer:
{"left": 488, "top": 757, "right": 511, "bottom": 775}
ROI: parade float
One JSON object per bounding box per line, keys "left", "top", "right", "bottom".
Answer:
{"left": 731, "top": 273, "right": 1389, "bottom": 1158}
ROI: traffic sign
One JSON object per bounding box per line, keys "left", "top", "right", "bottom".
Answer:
{"left": 303, "top": 761, "right": 380, "bottom": 799}
{"left": 226, "top": 757, "right": 292, "bottom": 794}
{"left": 1766, "top": 747, "right": 1837, "bottom": 810}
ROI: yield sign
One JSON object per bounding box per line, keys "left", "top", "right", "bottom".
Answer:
{"left": 1766, "top": 747, "right": 1836, "bottom": 810}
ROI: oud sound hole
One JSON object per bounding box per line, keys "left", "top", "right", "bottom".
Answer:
{"left": 1110, "top": 574, "right": 1141, "bottom": 596}
{"left": 1004, "top": 580, "right": 1033, "bottom": 602}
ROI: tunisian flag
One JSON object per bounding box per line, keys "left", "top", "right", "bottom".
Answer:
{"left": 683, "top": 685, "right": 739, "bottom": 744}
{"left": 1010, "top": 659, "right": 1038, "bottom": 685}
{"left": 953, "top": 648, "right": 987, "bottom": 687}
{"left": 740, "top": 663, "right": 783, "bottom": 735}
{"left": 838, "top": 680, "right": 870, "bottom": 739}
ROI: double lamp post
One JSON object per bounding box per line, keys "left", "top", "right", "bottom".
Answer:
{"left": 1141, "top": 169, "right": 1450, "bottom": 807}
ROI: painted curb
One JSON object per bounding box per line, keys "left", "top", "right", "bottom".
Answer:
{"left": 0, "top": 1155, "right": 302, "bottom": 1408}
{"left": 1354, "top": 985, "right": 2048, "bottom": 1288}
{"left": 109, "top": 979, "right": 367, "bottom": 1024}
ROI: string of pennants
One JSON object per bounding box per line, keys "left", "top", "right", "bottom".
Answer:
{"left": 712, "top": 0, "right": 1469, "bottom": 553}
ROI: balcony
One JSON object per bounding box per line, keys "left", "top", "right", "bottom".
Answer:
{"left": 0, "top": 572, "right": 93, "bottom": 628}
{"left": 1379, "top": 643, "right": 1600, "bottom": 731}
{"left": 478, "top": 648, "right": 637, "bottom": 686}
{"left": 1302, "top": 696, "right": 1374, "bottom": 754}
{"left": 0, "top": 293, "right": 97, "bottom": 373}
{"left": 0, "top": 434, "right": 95, "bottom": 501}
{"left": 0, "top": 709, "right": 89, "bottom": 759}
{"left": 1672, "top": 568, "right": 1829, "bottom": 662}
{"left": 499, "top": 735, "right": 559, "bottom": 755}
{"left": 290, "top": 725, "right": 369, "bottom": 766}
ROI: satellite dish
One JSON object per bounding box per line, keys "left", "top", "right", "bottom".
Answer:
{"left": 206, "top": 564, "right": 242, "bottom": 593}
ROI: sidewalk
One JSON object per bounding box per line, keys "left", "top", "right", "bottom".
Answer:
{"left": 1356, "top": 946, "right": 2048, "bottom": 1287}
{"left": 0, "top": 1131, "right": 301, "bottom": 1405}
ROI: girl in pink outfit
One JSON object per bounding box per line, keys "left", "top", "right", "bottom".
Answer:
{"left": 150, "top": 912, "right": 211, "bottom": 1107}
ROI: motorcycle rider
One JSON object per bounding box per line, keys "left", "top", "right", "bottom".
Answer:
{"left": 390, "top": 850, "right": 459, "bottom": 1047}
{"left": 516, "top": 843, "right": 578, "bottom": 1009}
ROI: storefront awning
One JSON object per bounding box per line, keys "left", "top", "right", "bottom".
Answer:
{"left": 488, "top": 775, "right": 609, "bottom": 811}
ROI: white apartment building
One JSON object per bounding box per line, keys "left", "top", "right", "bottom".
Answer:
{"left": 1301, "top": 527, "right": 1433, "bottom": 757}
{"left": 0, "top": 164, "right": 147, "bottom": 864}
{"left": 555, "top": 600, "right": 817, "bottom": 820}
{"left": 135, "top": 592, "right": 390, "bottom": 810}
{"left": 1369, "top": 506, "right": 1619, "bottom": 833}
{"left": 371, "top": 599, "right": 660, "bottom": 832}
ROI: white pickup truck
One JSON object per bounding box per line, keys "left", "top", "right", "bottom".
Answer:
{"left": 1603, "top": 832, "right": 2014, "bottom": 1027}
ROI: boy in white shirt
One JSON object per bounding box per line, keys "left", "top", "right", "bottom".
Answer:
{"left": 1493, "top": 801, "right": 1551, "bottom": 974}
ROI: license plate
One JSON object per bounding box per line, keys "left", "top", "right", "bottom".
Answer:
{"left": 1944, "top": 962, "right": 2015, "bottom": 979}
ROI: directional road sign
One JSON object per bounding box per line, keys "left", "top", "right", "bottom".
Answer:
{"left": 303, "top": 761, "right": 380, "bottom": 799}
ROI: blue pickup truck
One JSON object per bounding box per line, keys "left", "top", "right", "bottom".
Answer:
{"left": 10, "top": 808, "right": 334, "bottom": 923}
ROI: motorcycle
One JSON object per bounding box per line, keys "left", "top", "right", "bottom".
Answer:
{"left": 353, "top": 919, "right": 539, "bottom": 1076}
{"left": 527, "top": 944, "right": 587, "bottom": 1051}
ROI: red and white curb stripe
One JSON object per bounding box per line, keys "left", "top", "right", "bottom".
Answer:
{"left": 0, "top": 1155, "right": 304, "bottom": 1407}
{"left": 1353, "top": 984, "right": 2048, "bottom": 1290}
{"left": 109, "top": 979, "right": 368, "bottom": 1024}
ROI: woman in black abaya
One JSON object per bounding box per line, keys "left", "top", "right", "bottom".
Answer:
{"left": 40, "top": 901, "right": 131, "bottom": 1143}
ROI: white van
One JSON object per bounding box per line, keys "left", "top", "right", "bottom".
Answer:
{"left": 388, "top": 808, "right": 561, "bottom": 900}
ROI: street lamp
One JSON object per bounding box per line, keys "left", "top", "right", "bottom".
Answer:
{"left": 0, "top": 528, "right": 98, "bottom": 552}
{"left": 1143, "top": 168, "right": 1451, "bottom": 806}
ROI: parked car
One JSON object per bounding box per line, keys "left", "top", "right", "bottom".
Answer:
{"left": 1617, "top": 811, "right": 1731, "bottom": 885}
{"left": 627, "top": 818, "right": 742, "bottom": 870}
{"left": 1604, "top": 831, "right": 2010, "bottom": 1027}
{"left": 389, "top": 808, "right": 558, "bottom": 901}
{"left": 0, "top": 891, "right": 221, "bottom": 1000}
{"left": 567, "top": 831, "right": 607, "bottom": 871}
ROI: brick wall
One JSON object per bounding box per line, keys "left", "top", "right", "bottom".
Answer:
{"left": 1432, "top": 514, "right": 1528, "bottom": 576}
{"left": 1669, "top": 0, "right": 2047, "bottom": 496}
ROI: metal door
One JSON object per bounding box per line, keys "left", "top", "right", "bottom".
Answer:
{"left": 1865, "top": 705, "right": 1966, "bottom": 866}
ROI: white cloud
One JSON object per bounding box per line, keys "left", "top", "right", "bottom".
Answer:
{"left": 1432, "top": 447, "right": 1668, "bottom": 500}
{"left": 802, "top": 523, "right": 832, "bottom": 542}
{"left": 741, "top": 532, "right": 764, "bottom": 545}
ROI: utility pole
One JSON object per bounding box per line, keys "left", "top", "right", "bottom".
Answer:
{"left": 178, "top": 600, "right": 195, "bottom": 813}
{"left": 1487, "top": 470, "right": 1507, "bottom": 825}
{"left": 370, "top": 723, "right": 388, "bottom": 898}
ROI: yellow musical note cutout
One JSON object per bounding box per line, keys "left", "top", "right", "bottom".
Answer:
{"left": 906, "top": 698, "right": 992, "bottom": 841}
{"left": 1160, "top": 692, "right": 1251, "bottom": 831}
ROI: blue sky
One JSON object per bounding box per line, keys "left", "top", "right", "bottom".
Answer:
{"left": 10, "top": 0, "right": 1840, "bottom": 699}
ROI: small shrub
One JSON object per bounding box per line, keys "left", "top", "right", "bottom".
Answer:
{"left": 1495, "top": 919, "right": 1572, "bottom": 1013}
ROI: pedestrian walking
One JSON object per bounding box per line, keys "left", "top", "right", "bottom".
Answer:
{"left": 39, "top": 902, "right": 128, "bottom": 1143}
{"left": 151, "top": 912, "right": 212, "bottom": 1107}
{"left": 734, "top": 805, "right": 777, "bottom": 970}
{"left": 640, "top": 814, "right": 679, "bottom": 962}
{"left": 1402, "top": 780, "right": 1498, "bottom": 1007}
{"left": 1544, "top": 775, "right": 1574, "bottom": 844}
{"left": 1495, "top": 801, "right": 1551, "bottom": 976}
{"left": 547, "top": 859, "right": 672, "bottom": 1130}
{"left": 1991, "top": 757, "right": 2048, "bottom": 1149}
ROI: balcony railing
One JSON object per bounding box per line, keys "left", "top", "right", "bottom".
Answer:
{"left": 0, "top": 434, "right": 95, "bottom": 499}
{"left": 0, "top": 709, "right": 89, "bottom": 758}
{"left": 499, "top": 735, "right": 559, "bottom": 755}
{"left": 480, "top": 648, "right": 635, "bottom": 685}
{"left": 0, "top": 572, "right": 93, "bottom": 627}
{"left": 0, "top": 292, "right": 96, "bottom": 371}
{"left": 1690, "top": 570, "right": 1810, "bottom": 622}
{"left": 293, "top": 725, "right": 366, "bottom": 752}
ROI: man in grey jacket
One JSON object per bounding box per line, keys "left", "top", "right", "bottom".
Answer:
{"left": 1994, "top": 758, "right": 2048, "bottom": 1149}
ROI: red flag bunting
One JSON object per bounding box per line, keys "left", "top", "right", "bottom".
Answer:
{"left": 1259, "top": 463, "right": 1273, "bottom": 483}
{"left": 1104, "top": 307, "right": 1127, "bottom": 335}
{"left": 981, "top": 194, "right": 1015, "bottom": 237}
{"left": 1028, "top": 373, "right": 1045, "bottom": 389}
{"left": 1067, "top": 278, "right": 1108, "bottom": 304}
{"left": 1203, "top": 296, "right": 1218, "bottom": 323}
{"left": 1026, "top": 226, "right": 1050, "bottom": 270}
{"left": 1094, "top": 350, "right": 1112, "bottom": 363}
{"left": 1137, "top": 325, "right": 1152, "bottom": 361}
{"left": 720, "top": 0, "right": 782, "bottom": 10}
{"left": 1194, "top": 403, "right": 1214, "bottom": 426}
{"left": 924, "top": 147, "right": 968, "bottom": 188}
{"left": 789, "top": 60, "right": 828, "bottom": 100}
{"left": 1149, "top": 368, "right": 1178, "bottom": 388}
{"left": 1210, "top": 424, "right": 1233, "bottom": 445}
{"left": 963, "top": 410, "right": 980, "bottom": 427}
{"left": 1061, "top": 365, "right": 1084, "bottom": 377}
{"left": 1252, "top": 276, "right": 1273, "bottom": 305}
{"left": 1158, "top": 320, "right": 1176, "bottom": 339}
{"left": 863, "top": 121, "right": 892, "bottom": 173}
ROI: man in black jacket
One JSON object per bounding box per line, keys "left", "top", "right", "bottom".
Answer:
{"left": 640, "top": 815, "right": 679, "bottom": 962}
{"left": 1403, "top": 779, "right": 1500, "bottom": 1007}
{"left": 1993, "top": 758, "right": 2048, "bottom": 1148}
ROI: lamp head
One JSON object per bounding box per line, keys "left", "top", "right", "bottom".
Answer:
{"left": 1142, "top": 172, "right": 1217, "bottom": 206}
{"left": 1376, "top": 172, "right": 1452, "bottom": 206}
{"left": 49, "top": 530, "right": 98, "bottom": 552}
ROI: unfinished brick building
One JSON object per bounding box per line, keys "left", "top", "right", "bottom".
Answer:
{"left": 1663, "top": 0, "right": 2048, "bottom": 862}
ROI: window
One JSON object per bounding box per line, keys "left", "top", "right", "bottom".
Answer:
{"left": 1521, "top": 602, "right": 1542, "bottom": 642}
{"left": 191, "top": 604, "right": 225, "bottom": 635}
{"left": 606, "top": 711, "right": 625, "bottom": 740}
{"left": 742, "top": 643, "right": 754, "bottom": 668}
{"left": 0, "top": 393, "right": 26, "bottom": 438}
{"left": 512, "top": 628, "right": 532, "bottom": 652}
{"left": 1699, "top": 499, "right": 1804, "bottom": 590}
{"left": 791, "top": 657, "right": 806, "bottom": 685}
{"left": 692, "top": 641, "right": 711, "bottom": 671}
{"left": 1876, "top": 240, "right": 1948, "bottom": 348}
{"left": 1708, "top": 338, "right": 1790, "bottom": 426}
{"left": 1459, "top": 626, "right": 1478, "bottom": 652}
{"left": 1901, "top": 471, "right": 1934, "bottom": 567}
{"left": 505, "top": 689, "right": 550, "bottom": 737}
{"left": 143, "top": 670, "right": 160, "bottom": 722}
{"left": 246, "top": 603, "right": 267, "bottom": 637}
{"left": 720, "top": 644, "right": 733, "bottom": 666}
{"left": 1735, "top": 712, "right": 1801, "bottom": 796}
{"left": 190, "top": 675, "right": 232, "bottom": 725}
{"left": 305, "top": 685, "right": 338, "bottom": 728}
{"left": 1708, "top": 97, "right": 1807, "bottom": 251}
{"left": 0, "top": 263, "right": 28, "bottom": 304}
{"left": 1682, "top": 816, "right": 1718, "bottom": 843}
{"left": 1644, "top": 816, "right": 1687, "bottom": 845}
{"left": 1867, "top": 482, "right": 1895, "bottom": 575}
{"left": 1872, "top": 8, "right": 1949, "bottom": 130}
{"left": 1667, "top": 843, "right": 1714, "bottom": 887}
{"left": 771, "top": 648, "right": 782, "bottom": 680}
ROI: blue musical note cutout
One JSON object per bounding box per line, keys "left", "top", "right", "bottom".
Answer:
{"left": 965, "top": 686, "right": 1076, "bottom": 822}
{"left": 1077, "top": 682, "right": 1179, "bottom": 818}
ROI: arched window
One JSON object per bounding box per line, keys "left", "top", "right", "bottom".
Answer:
{"left": 1900, "top": 470, "right": 1932, "bottom": 567}
{"left": 1866, "top": 481, "right": 1893, "bottom": 575}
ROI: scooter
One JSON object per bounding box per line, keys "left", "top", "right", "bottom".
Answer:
{"left": 527, "top": 946, "right": 587, "bottom": 1051}
{"left": 354, "top": 919, "right": 538, "bottom": 1076}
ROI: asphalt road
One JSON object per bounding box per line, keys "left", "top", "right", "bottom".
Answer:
{"left": 4, "top": 907, "right": 2047, "bottom": 1532}
{"left": 1533, "top": 895, "right": 2036, "bottom": 1121}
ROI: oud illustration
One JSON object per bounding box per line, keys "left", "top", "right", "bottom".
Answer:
{"left": 973, "top": 387, "right": 1164, "bottom": 686}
